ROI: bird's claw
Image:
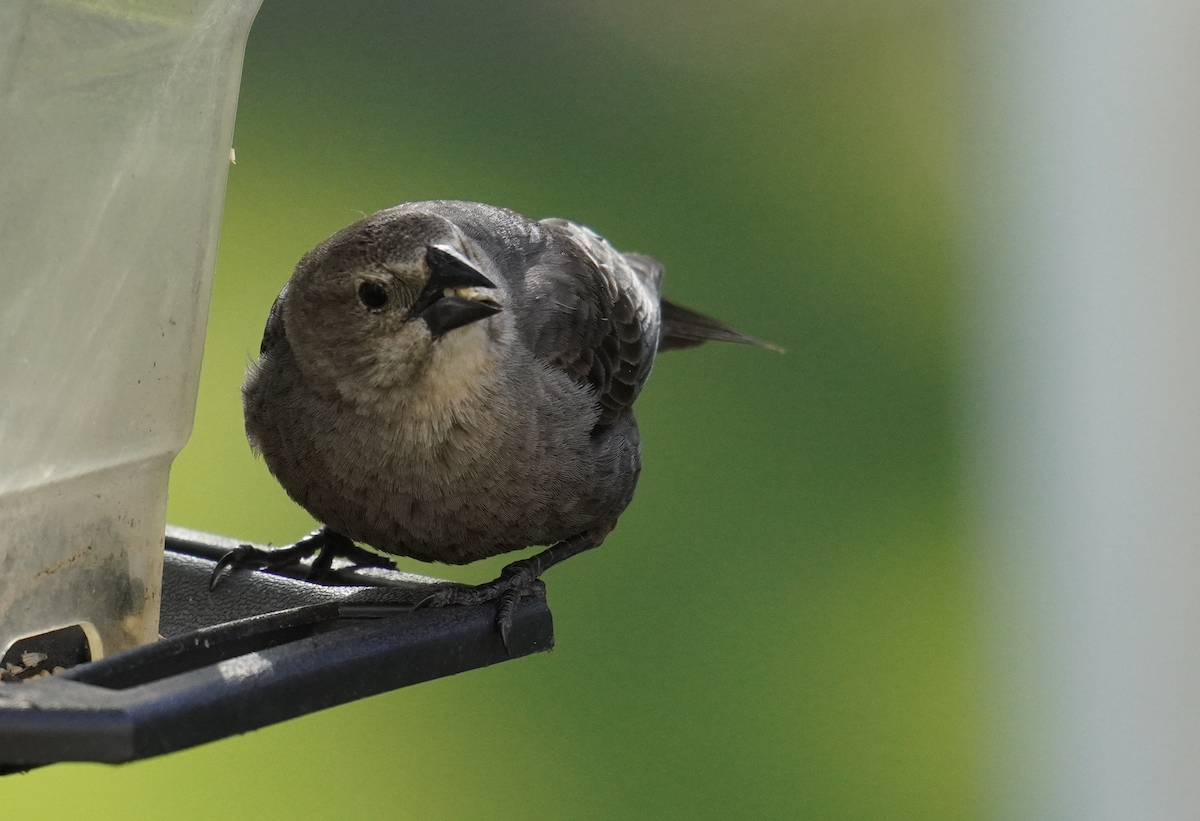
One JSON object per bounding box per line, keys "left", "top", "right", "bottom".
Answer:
{"left": 414, "top": 565, "right": 547, "bottom": 650}
{"left": 207, "top": 528, "right": 382, "bottom": 591}
{"left": 210, "top": 545, "right": 276, "bottom": 591}
{"left": 208, "top": 539, "right": 326, "bottom": 591}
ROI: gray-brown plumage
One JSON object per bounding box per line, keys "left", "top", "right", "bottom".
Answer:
{"left": 219, "top": 200, "right": 775, "bottom": 643}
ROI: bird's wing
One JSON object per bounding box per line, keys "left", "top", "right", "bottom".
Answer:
{"left": 527, "top": 219, "right": 662, "bottom": 427}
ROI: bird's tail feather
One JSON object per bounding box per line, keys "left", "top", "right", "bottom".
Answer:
{"left": 658, "top": 299, "right": 783, "bottom": 353}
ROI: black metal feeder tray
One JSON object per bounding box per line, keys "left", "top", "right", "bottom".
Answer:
{"left": 0, "top": 527, "right": 554, "bottom": 772}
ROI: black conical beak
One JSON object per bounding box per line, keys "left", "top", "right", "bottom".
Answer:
{"left": 426, "top": 244, "right": 495, "bottom": 291}
{"left": 421, "top": 294, "right": 502, "bottom": 339}
{"left": 414, "top": 244, "right": 502, "bottom": 339}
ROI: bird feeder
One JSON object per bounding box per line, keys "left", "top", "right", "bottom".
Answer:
{"left": 0, "top": 0, "right": 263, "bottom": 664}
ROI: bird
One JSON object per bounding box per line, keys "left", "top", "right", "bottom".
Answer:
{"left": 212, "top": 200, "right": 778, "bottom": 645}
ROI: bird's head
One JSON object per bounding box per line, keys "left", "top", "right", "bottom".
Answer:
{"left": 281, "top": 208, "right": 505, "bottom": 405}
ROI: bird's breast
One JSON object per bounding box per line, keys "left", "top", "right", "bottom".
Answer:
{"left": 260, "top": 340, "right": 627, "bottom": 563}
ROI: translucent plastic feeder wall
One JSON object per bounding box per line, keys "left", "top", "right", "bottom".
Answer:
{"left": 0, "top": 0, "right": 262, "bottom": 659}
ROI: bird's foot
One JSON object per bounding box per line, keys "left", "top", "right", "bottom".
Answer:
{"left": 415, "top": 560, "right": 549, "bottom": 650}
{"left": 414, "top": 531, "right": 604, "bottom": 650}
{"left": 208, "top": 527, "right": 390, "bottom": 590}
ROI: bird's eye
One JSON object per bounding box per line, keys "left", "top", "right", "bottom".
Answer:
{"left": 357, "top": 281, "right": 388, "bottom": 310}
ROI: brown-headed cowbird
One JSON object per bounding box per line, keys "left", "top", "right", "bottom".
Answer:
{"left": 215, "top": 200, "right": 776, "bottom": 643}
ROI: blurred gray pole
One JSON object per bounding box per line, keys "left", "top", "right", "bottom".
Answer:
{"left": 967, "top": 1, "right": 1200, "bottom": 819}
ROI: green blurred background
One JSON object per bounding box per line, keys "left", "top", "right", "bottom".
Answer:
{"left": 9, "top": 0, "right": 973, "bottom": 816}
